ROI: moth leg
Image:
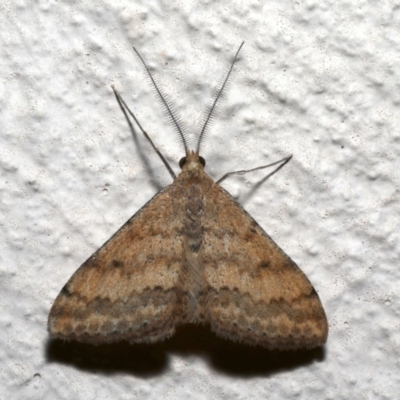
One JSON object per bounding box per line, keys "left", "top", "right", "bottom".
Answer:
{"left": 216, "top": 154, "right": 292, "bottom": 184}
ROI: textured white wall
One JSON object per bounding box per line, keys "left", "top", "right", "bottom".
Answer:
{"left": 1, "top": 1, "right": 399, "bottom": 399}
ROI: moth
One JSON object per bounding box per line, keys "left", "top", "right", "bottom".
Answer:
{"left": 48, "top": 43, "right": 328, "bottom": 349}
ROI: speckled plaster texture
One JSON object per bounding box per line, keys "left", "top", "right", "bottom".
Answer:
{"left": 1, "top": 1, "right": 399, "bottom": 399}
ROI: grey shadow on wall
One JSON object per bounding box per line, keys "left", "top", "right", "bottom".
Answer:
{"left": 46, "top": 324, "right": 326, "bottom": 378}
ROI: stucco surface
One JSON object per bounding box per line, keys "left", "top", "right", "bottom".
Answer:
{"left": 1, "top": 1, "right": 399, "bottom": 399}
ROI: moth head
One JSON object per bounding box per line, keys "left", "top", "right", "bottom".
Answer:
{"left": 179, "top": 151, "right": 206, "bottom": 171}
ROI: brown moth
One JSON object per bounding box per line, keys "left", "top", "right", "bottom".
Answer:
{"left": 48, "top": 43, "right": 328, "bottom": 349}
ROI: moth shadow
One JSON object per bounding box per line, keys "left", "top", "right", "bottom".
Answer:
{"left": 46, "top": 324, "right": 326, "bottom": 377}
{"left": 46, "top": 339, "right": 168, "bottom": 377}
{"left": 169, "top": 325, "right": 326, "bottom": 377}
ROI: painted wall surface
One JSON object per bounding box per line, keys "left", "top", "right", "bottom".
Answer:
{"left": 1, "top": 1, "right": 399, "bottom": 399}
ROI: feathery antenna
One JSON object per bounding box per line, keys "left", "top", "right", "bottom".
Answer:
{"left": 196, "top": 42, "right": 244, "bottom": 154}
{"left": 132, "top": 47, "right": 189, "bottom": 154}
